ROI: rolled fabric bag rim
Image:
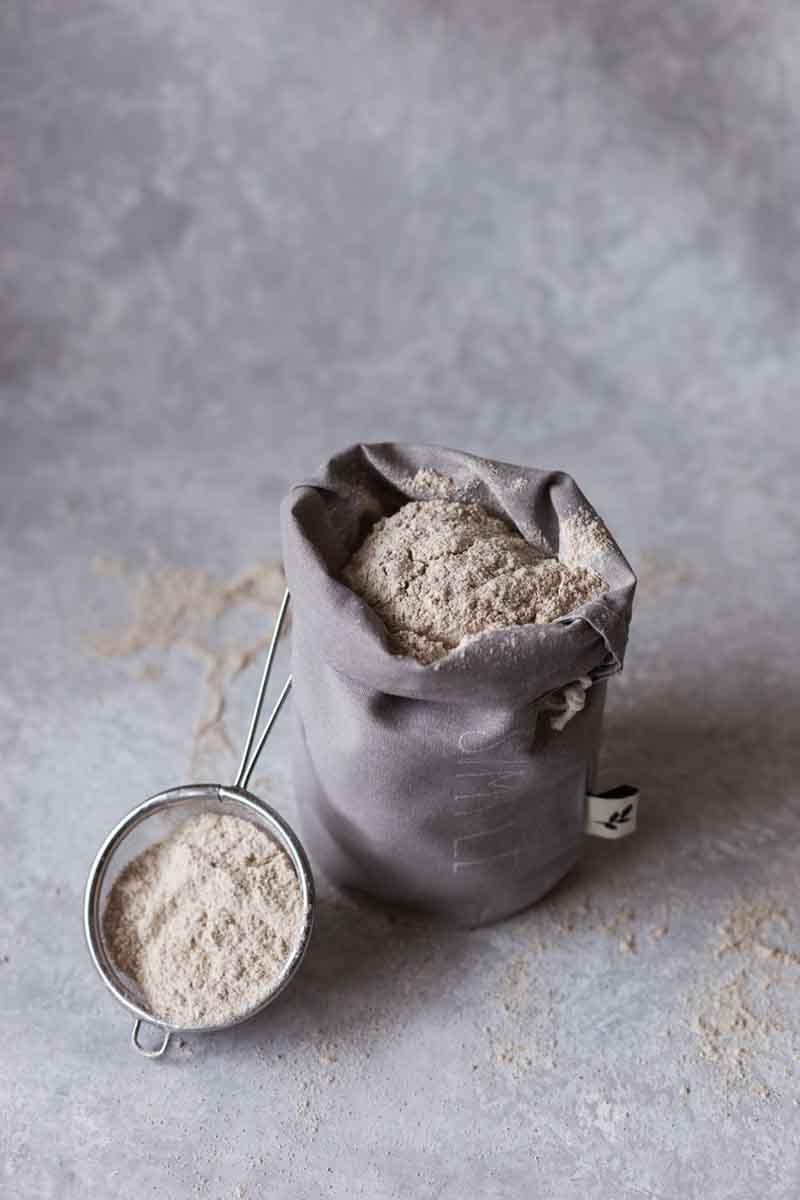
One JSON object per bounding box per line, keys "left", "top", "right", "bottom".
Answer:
{"left": 281, "top": 442, "right": 638, "bottom": 925}
{"left": 283, "top": 453, "right": 633, "bottom": 706}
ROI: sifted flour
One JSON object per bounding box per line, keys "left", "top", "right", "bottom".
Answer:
{"left": 103, "top": 813, "right": 303, "bottom": 1027}
{"left": 341, "top": 498, "right": 605, "bottom": 664}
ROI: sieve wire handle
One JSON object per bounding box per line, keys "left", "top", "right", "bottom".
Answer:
{"left": 234, "top": 588, "right": 292, "bottom": 791}
{"left": 131, "top": 1019, "right": 171, "bottom": 1058}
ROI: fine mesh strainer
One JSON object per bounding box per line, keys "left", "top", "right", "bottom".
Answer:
{"left": 84, "top": 590, "right": 314, "bottom": 1058}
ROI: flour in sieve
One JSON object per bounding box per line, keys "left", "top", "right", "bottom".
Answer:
{"left": 103, "top": 813, "right": 303, "bottom": 1027}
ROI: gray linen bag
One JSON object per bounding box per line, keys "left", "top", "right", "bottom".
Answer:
{"left": 281, "top": 442, "right": 636, "bottom": 926}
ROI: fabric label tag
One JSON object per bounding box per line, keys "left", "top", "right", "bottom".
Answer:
{"left": 585, "top": 786, "right": 639, "bottom": 839}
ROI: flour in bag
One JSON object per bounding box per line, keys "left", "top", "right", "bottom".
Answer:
{"left": 341, "top": 498, "right": 605, "bottom": 665}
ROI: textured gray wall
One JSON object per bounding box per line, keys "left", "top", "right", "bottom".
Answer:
{"left": 2, "top": 2, "right": 800, "bottom": 1197}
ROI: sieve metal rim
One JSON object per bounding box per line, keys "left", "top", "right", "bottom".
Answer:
{"left": 83, "top": 782, "right": 315, "bottom": 1043}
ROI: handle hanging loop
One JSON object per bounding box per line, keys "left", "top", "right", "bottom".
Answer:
{"left": 131, "top": 1018, "right": 171, "bottom": 1058}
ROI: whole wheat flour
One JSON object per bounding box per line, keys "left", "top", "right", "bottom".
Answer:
{"left": 341, "top": 499, "right": 606, "bottom": 664}
{"left": 103, "top": 812, "right": 303, "bottom": 1027}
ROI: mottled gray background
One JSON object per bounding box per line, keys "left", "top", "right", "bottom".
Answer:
{"left": 2, "top": 1, "right": 800, "bottom": 1197}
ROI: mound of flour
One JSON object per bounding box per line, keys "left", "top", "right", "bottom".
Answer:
{"left": 341, "top": 499, "right": 605, "bottom": 665}
{"left": 103, "top": 813, "right": 303, "bottom": 1027}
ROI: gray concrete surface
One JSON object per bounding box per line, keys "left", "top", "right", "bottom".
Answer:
{"left": 2, "top": 1, "right": 800, "bottom": 1196}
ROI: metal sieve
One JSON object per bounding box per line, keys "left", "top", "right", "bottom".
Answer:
{"left": 84, "top": 590, "right": 314, "bottom": 1058}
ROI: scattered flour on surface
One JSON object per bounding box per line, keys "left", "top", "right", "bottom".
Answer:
{"left": 603, "top": 907, "right": 638, "bottom": 955}
{"left": 103, "top": 813, "right": 303, "bottom": 1027}
{"left": 716, "top": 896, "right": 800, "bottom": 967}
{"left": 689, "top": 895, "right": 799, "bottom": 1096}
{"left": 89, "top": 558, "right": 286, "bottom": 657}
{"left": 88, "top": 556, "right": 287, "bottom": 776}
{"left": 341, "top": 498, "right": 606, "bottom": 664}
{"left": 692, "top": 970, "right": 772, "bottom": 1080}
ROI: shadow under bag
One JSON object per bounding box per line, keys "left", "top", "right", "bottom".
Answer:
{"left": 281, "top": 442, "right": 636, "bottom": 927}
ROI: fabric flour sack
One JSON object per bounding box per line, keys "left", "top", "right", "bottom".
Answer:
{"left": 281, "top": 442, "right": 636, "bottom": 926}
